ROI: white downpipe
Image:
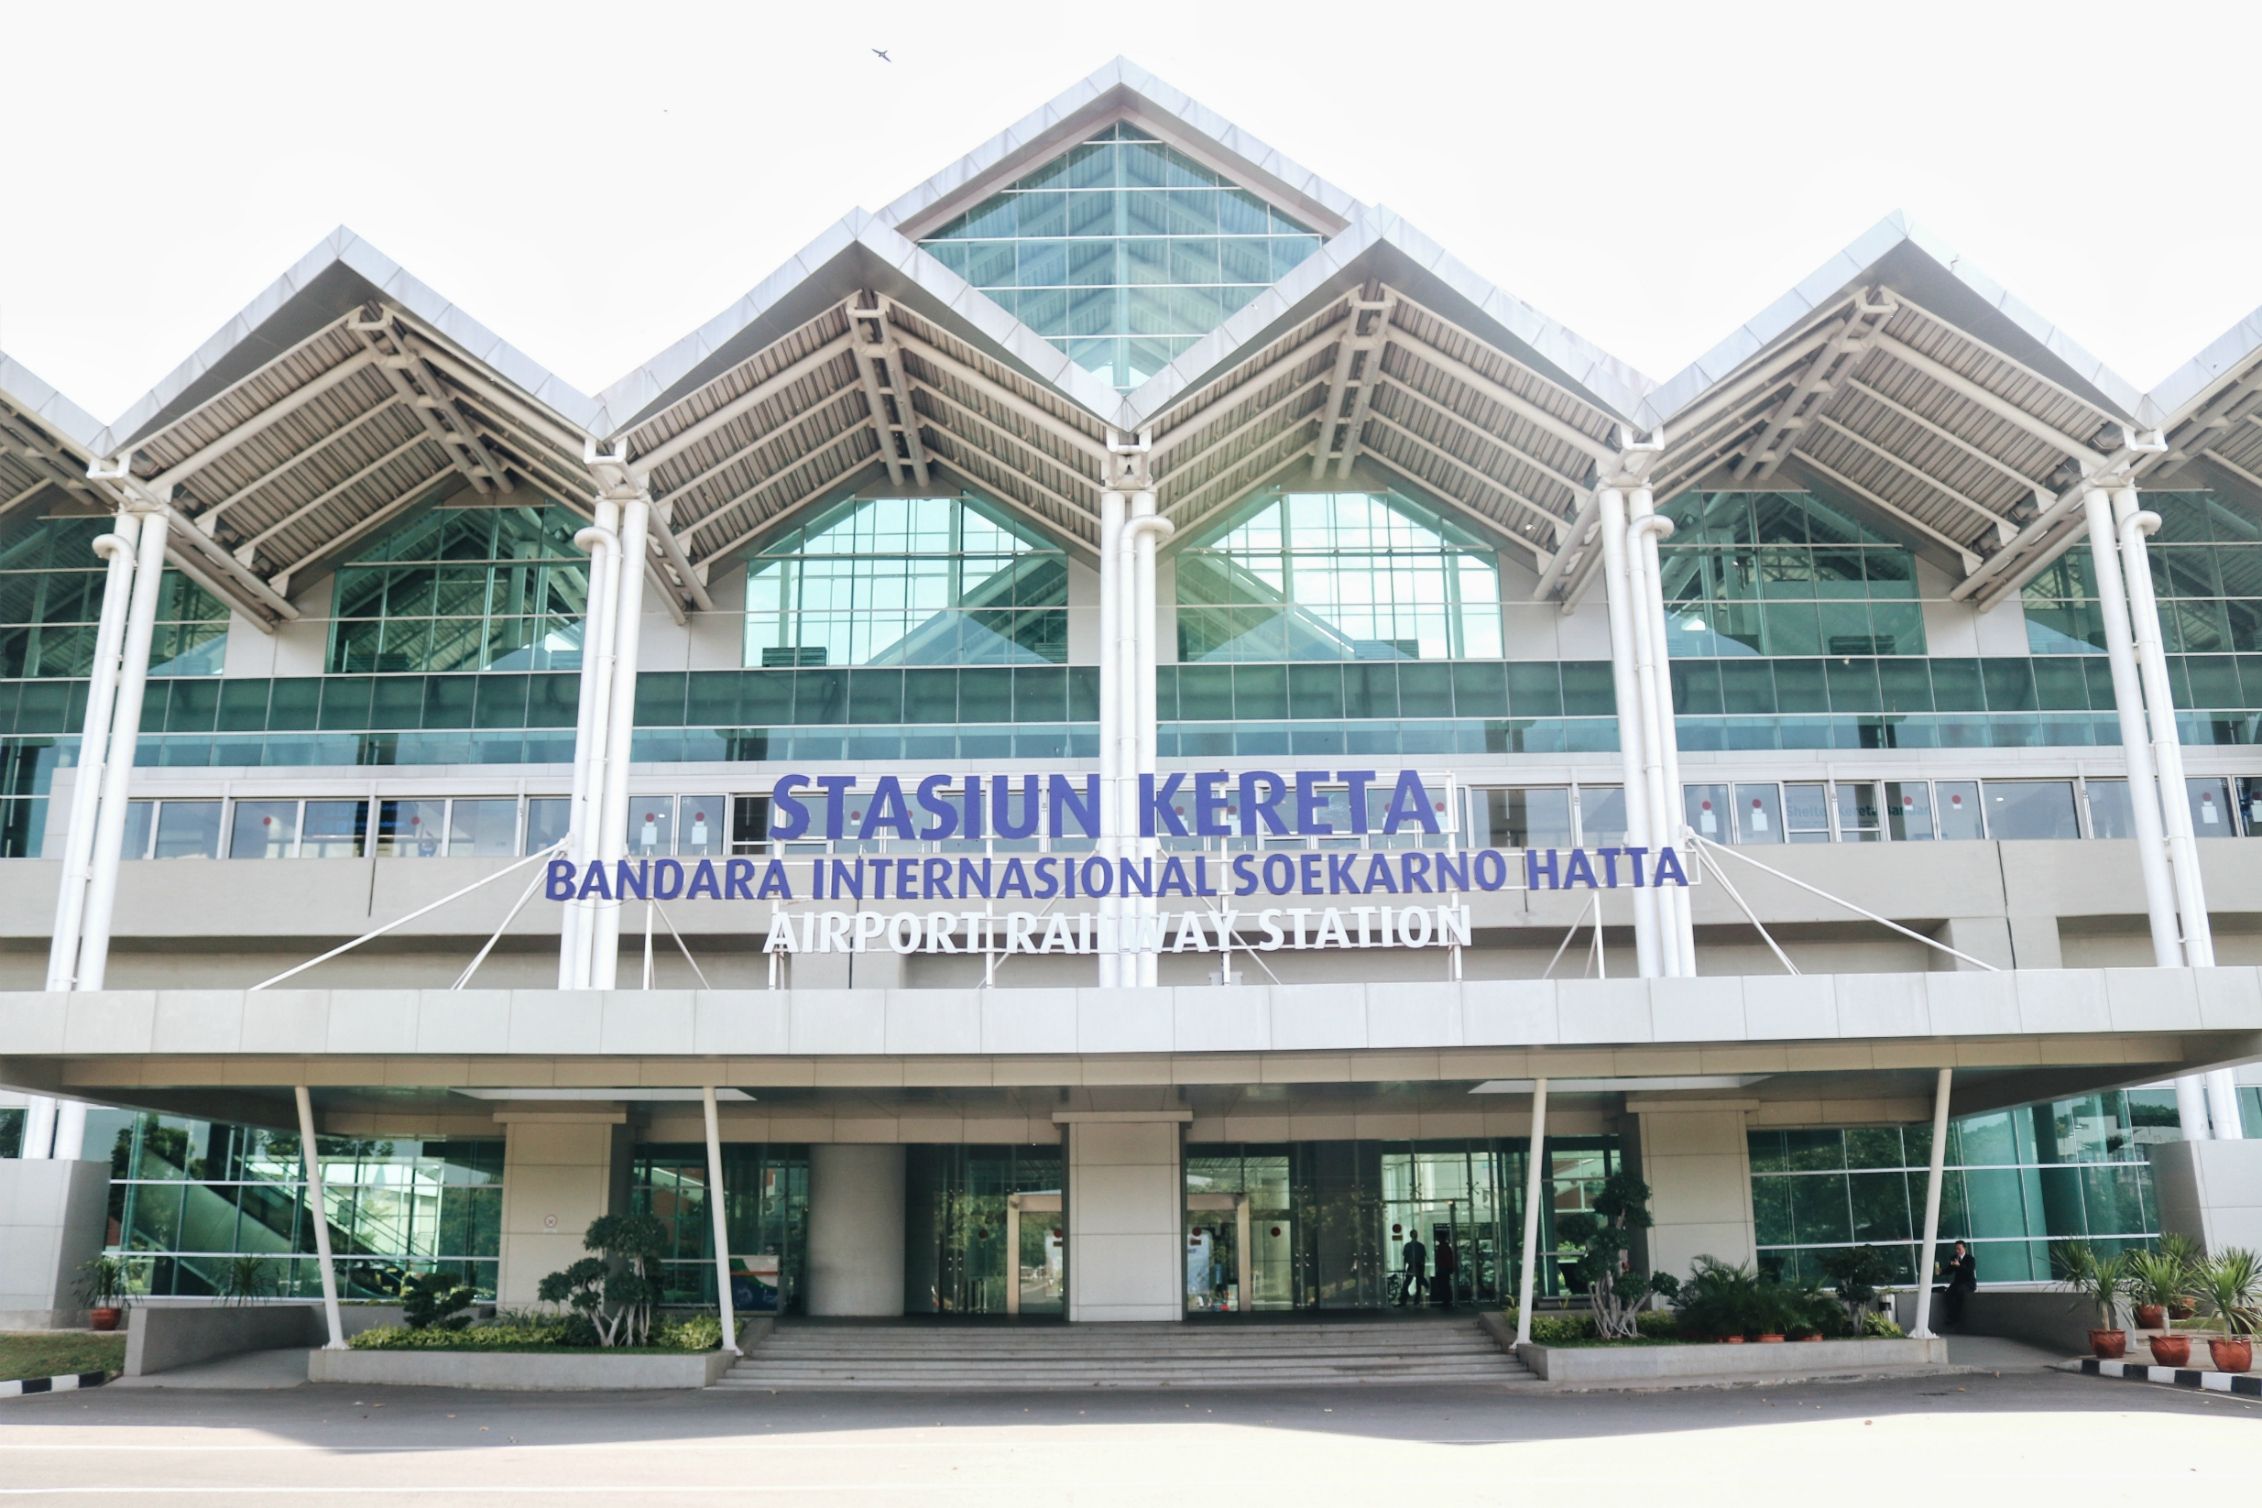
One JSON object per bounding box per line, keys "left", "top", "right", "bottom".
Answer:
{"left": 296, "top": 1085, "right": 346, "bottom": 1349}
{"left": 46, "top": 514, "right": 141, "bottom": 992}
{"left": 21, "top": 1098, "right": 57, "bottom": 1160}
{"left": 1593, "top": 488, "right": 1659, "bottom": 977}
{"left": 1132, "top": 493, "right": 1170, "bottom": 988}
{"left": 76, "top": 509, "right": 171, "bottom": 993}
{"left": 1096, "top": 490, "right": 1125, "bottom": 986}
{"left": 591, "top": 492, "right": 652, "bottom": 990}
{"left": 1909, "top": 1066, "right": 1952, "bottom": 1340}
{"left": 559, "top": 515, "right": 618, "bottom": 988}
{"left": 1624, "top": 515, "right": 1677, "bottom": 976}
{"left": 1512, "top": 1077, "right": 1548, "bottom": 1346}
{"left": 1632, "top": 494, "right": 1693, "bottom": 975}
{"left": 702, "top": 1084, "right": 740, "bottom": 1355}
{"left": 2083, "top": 490, "right": 2207, "bottom": 1136}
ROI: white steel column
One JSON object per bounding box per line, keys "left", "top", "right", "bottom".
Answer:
{"left": 591, "top": 486, "right": 652, "bottom": 990}
{"left": 75, "top": 506, "right": 171, "bottom": 994}
{"left": 1512, "top": 1078, "right": 1549, "bottom": 1345}
{"left": 1129, "top": 490, "right": 1171, "bottom": 987}
{"left": 1909, "top": 1066, "right": 1952, "bottom": 1340}
{"left": 2114, "top": 488, "right": 2241, "bottom": 1137}
{"left": 1623, "top": 502, "right": 1678, "bottom": 975}
{"left": 1631, "top": 489, "right": 1693, "bottom": 974}
{"left": 701, "top": 1085, "right": 740, "bottom": 1355}
{"left": 559, "top": 503, "right": 620, "bottom": 988}
{"left": 1593, "top": 487, "right": 1659, "bottom": 976}
{"left": 1096, "top": 489, "right": 1125, "bottom": 986}
{"left": 2082, "top": 488, "right": 2206, "bottom": 1135}
{"left": 46, "top": 512, "right": 141, "bottom": 991}
{"left": 295, "top": 1085, "right": 346, "bottom": 1349}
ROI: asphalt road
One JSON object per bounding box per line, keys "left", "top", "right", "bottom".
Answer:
{"left": 0, "top": 1368, "right": 2253, "bottom": 1505}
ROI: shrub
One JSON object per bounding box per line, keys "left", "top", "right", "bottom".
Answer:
{"left": 348, "top": 1313, "right": 722, "bottom": 1353}
{"left": 1861, "top": 1309, "right": 1905, "bottom": 1338}
{"left": 1553, "top": 1171, "right": 1672, "bottom": 1340}
{"left": 537, "top": 1213, "right": 668, "bottom": 1348}
{"left": 2197, "top": 1248, "right": 2262, "bottom": 1338}
{"left": 219, "top": 1256, "right": 272, "bottom": 1308}
{"left": 401, "top": 1270, "right": 476, "bottom": 1332}
{"left": 1673, "top": 1256, "right": 1762, "bottom": 1341}
{"left": 1817, "top": 1245, "right": 1892, "bottom": 1312}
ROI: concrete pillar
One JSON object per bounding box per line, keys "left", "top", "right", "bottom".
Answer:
{"left": 1594, "top": 486, "right": 1659, "bottom": 976}
{"left": 1632, "top": 1101, "right": 1756, "bottom": 1282}
{"left": 0, "top": 1158, "right": 111, "bottom": 1328}
{"left": 1063, "top": 1114, "right": 1185, "bottom": 1322}
{"left": 496, "top": 1111, "right": 629, "bottom": 1306}
{"left": 807, "top": 1144, "right": 907, "bottom": 1317}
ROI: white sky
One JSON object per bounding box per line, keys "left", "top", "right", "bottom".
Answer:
{"left": 4, "top": 0, "right": 2258, "bottom": 425}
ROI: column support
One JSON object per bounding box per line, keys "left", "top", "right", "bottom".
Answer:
{"left": 1909, "top": 1066, "right": 1952, "bottom": 1340}
{"left": 1513, "top": 1078, "right": 1549, "bottom": 1345}
{"left": 75, "top": 504, "right": 172, "bottom": 995}
{"left": 1129, "top": 489, "right": 1170, "bottom": 988}
{"left": 590, "top": 479, "right": 652, "bottom": 990}
{"left": 559, "top": 503, "right": 620, "bottom": 988}
{"left": 1631, "top": 488, "right": 1693, "bottom": 975}
{"left": 701, "top": 1085, "right": 740, "bottom": 1355}
{"left": 1593, "top": 487, "right": 1659, "bottom": 977}
{"left": 1096, "top": 489, "right": 1125, "bottom": 986}
{"left": 295, "top": 1085, "right": 346, "bottom": 1350}
{"left": 2114, "top": 488, "right": 2241, "bottom": 1139}
{"left": 46, "top": 511, "right": 141, "bottom": 992}
{"left": 2082, "top": 487, "right": 2207, "bottom": 1135}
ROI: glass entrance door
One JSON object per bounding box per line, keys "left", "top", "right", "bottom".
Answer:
{"left": 1002, "top": 1193, "right": 1065, "bottom": 1316}
{"left": 1185, "top": 1193, "right": 1252, "bottom": 1313}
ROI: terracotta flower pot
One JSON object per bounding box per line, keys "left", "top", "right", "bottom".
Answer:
{"left": 2148, "top": 1334, "right": 2191, "bottom": 1368}
{"left": 1800, "top": 1333, "right": 1824, "bottom": 1342}
{"left": 1723, "top": 1335, "right": 1746, "bottom": 1344}
{"left": 2089, "top": 1328, "right": 2127, "bottom": 1359}
{"left": 2168, "top": 1298, "right": 2197, "bottom": 1322}
{"left": 2135, "top": 1304, "right": 2167, "bottom": 1331}
{"left": 1758, "top": 1333, "right": 1786, "bottom": 1344}
{"left": 2208, "top": 1338, "right": 2253, "bottom": 1374}
{"left": 88, "top": 1307, "right": 120, "bottom": 1333}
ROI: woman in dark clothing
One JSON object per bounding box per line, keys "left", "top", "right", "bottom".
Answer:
{"left": 1433, "top": 1237, "right": 1458, "bottom": 1309}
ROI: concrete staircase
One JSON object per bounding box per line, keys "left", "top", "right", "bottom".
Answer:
{"left": 715, "top": 1315, "right": 1536, "bottom": 1391}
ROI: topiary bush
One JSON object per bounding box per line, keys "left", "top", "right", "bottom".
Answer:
{"left": 536, "top": 1213, "right": 669, "bottom": 1348}
{"left": 400, "top": 1270, "right": 476, "bottom": 1332}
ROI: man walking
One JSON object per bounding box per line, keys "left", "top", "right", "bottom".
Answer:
{"left": 1397, "top": 1229, "right": 1428, "bottom": 1307}
{"left": 1434, "top": 1235, "right": 1458, "bottom": 1309}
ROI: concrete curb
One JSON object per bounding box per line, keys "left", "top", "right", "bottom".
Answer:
{"left": 2065, "top": 1356, "right": 2262, "bottom": 1399}
{"left": 0, "top": 1372, "right": 110, "bottom": 1400}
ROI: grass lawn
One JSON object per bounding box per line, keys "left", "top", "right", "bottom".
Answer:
{"left": 0, "top": 1332, "right": 128, "bottom": 1381}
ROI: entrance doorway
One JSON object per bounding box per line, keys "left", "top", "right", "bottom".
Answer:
{"left": 1002, "top": 1193, "right": 1066, "bottom": 1316}
{"left": 1184, "top": 1193, "right": 1254, "bottom": 1313}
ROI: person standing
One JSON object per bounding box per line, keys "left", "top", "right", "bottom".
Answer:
{"left": 1433, "top": 1235, "right": 1459, "bottom": 1310}
{"left": 1397, "top": 1230, "right": 1428, "bottom": 1307}
{"left": 1937, "top": 1239, "right": 1978, "bottom": 1328}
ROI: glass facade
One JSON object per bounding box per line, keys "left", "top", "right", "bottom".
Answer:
{"left": 629, "top": 1144, "right": 809, "bottom": 1310}
{"left": 745, "top": 494, "right": 1067, "bottom": 667}
{"left": 1183, "top": 1137, "right": 1620, "bottom": 1312}
{"left": 1659, "top": 491, "right": 1925, "bottom": 658}
{"left": 1749, "top": 1089, "right": 2178, "bottom": 1286}
{"left": 0, "top": 515, "right": 226, "bottom": 679}
{"left": 2025, "top": 491, "right": 2262, "bottom": 656}
{"left": 1177, "top": 487, "right": 1502, "bottom": 662}
{"left": 91, "top": 1108, "right": 502, "bottom": 1300}
{"left": 904, "top": 1145, "right": 1065, "bottom": 1315}
{"left": 919, "top": 122, "right": 1322, "bottom": 390}
{"left": 328, "top": 504, "right": 589, "bottom": 674}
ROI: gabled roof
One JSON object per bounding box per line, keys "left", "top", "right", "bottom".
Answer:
{"left": 1567, "top": 213, "right": 2154, "bottom": 611}
{"left": 2138, "top": 303, "right": 2262, "bottom": 498}
{"left": 872, "top": 56, "right": 1363, "bottom": 246}
{"left": 85, "top": 230, "right": 676, "bottom": 626}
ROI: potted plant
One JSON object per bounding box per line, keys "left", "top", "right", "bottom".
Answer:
{"left": 2159, "top": 1234, "right": 2204, "bottom": 1322}
{"left": 2051, "top": 1241, "right": 2130, "bottom": 1359}
{"left": 1673, "top": 1256, "right": 1761, "bottom": 1343}
{"left": 2127, "top": 1250, "right": 2191, "bottom": 1366}
{"left": 2195, "top": 1248, "right": 2260, "bottom": 1374}
{"left": 77, "top": 1254, "right": 130, "bottom": 1333}
{"left": 1818, "top": 1244, "right": 1892, "bottom": 1328}
{"left": 219, "top": 1255, "right": 272, "bottom": 1307}
{"left": 1753, "top": 1281, "right": 1796, "bottom": 1342}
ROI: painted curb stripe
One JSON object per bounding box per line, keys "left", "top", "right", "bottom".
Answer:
{"left": 0, "top": 1372, "right": 109, "bottom": 1401}
{"left": 2076, "top": 1355, "right": 2260, "bottom": 1399}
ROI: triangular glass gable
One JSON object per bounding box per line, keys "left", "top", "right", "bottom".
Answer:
{"left": 920, "top": 122, "right": 1324, "bottom": 391}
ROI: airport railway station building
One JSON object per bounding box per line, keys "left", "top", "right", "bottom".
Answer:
{"left": 2, "top": 59, "right": 2260, "bottom": 1339}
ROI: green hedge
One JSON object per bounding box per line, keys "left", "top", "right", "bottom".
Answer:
{"left": 350, "top": 1314, "right": 722, "bottom": 1353}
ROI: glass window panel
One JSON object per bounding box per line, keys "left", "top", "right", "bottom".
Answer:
{"left": 1934, "top": 781, "right": 1983, "bottom": 839}
{"left": 302, "top": 801, "right": 368, "bottom": 858}
{"left": 1984, "top": 781, "right": 2080, "bottom": 840}
{"left": 1685, "top": 783, "right": 1729, "bottom": 840}
{"left": 677, "top": 796, "right": 726, "bottom": 855}
{"left": 229, "top": 800, "right": 299, "bottom": 859}
{"left": 1734, "top": 784, "right": 1783, "bottom": 843}
{"left": 376, "top": 798, "right": 448, "bottom": 857}
{"left": 1578, "top": 786, "right": 1626, "bottom": 846}
{"left": 1783, "top": 783, "right": 1831, "bottom": 843}
{"left": 2187, "top": 775, "right": 2233, "bottom": 834}
{"left": 525, "top": 797, "right": 570, "bottom": 854}
{"left": 1884, "top": 781, "right": 1935, "bottom": 840}
{"left": 152, "top": 801, "right": 222, "bottom": 859}
{"left": 447, "top": 799, "right": 519, "bottom": 857}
